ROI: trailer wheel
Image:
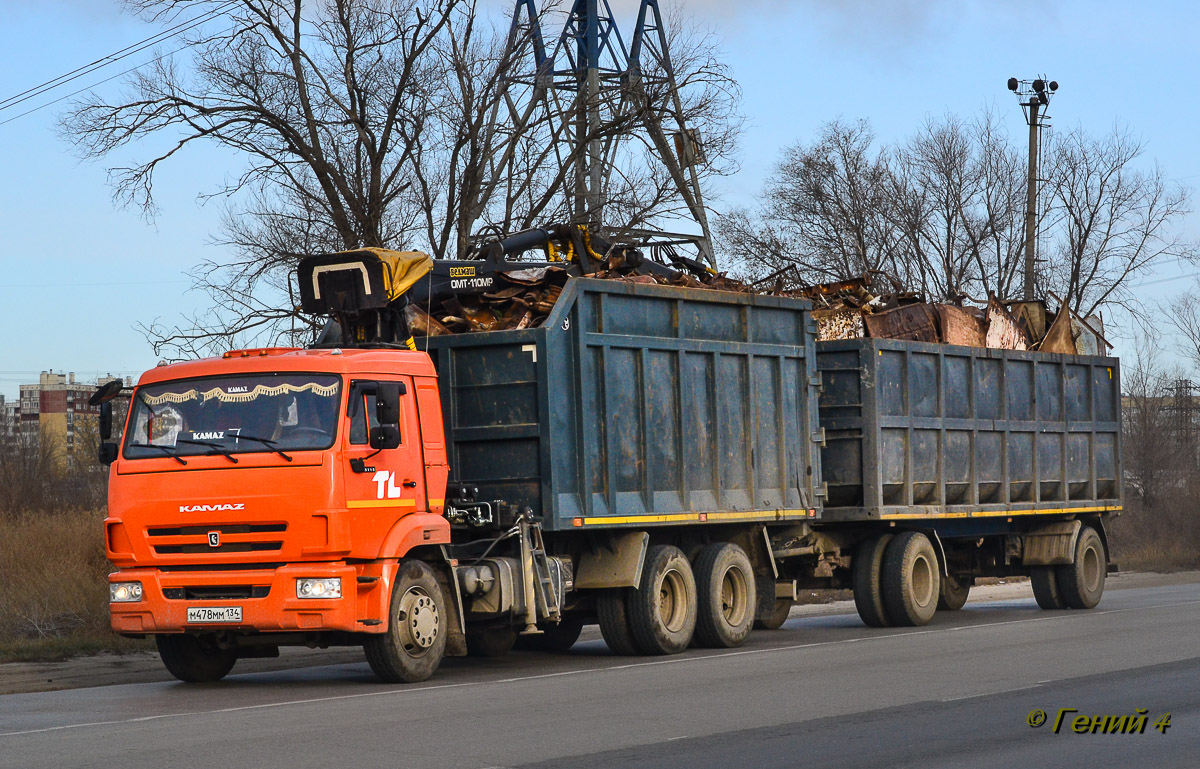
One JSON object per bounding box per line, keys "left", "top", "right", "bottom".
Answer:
{"left": 882, "top": 532, "right": 939, "bottom": 627}
{"left": 1030, "top": 567, "right": 1066, "bottom": 610}
{"left": 364, "top": 560, "right": 447, "bottom": 683}
{"left": 852, "top": 533, "right": 894, "bottom": 628}
{"left": 937, "top": 575, "right": 971, "bottom": 611}
{"left": 156, "top": 634, "right": 237, "bottom": 683}
{"left": 1056, "top": 526, "right": 1106, "bottom": 609}
{"left": 693, "top": 543, "right": 756, "bottom": 648}
{"left": 465, "top": 628, "right": 518, "bottom": 658}
{"left": 597, "top": 589, "right": 640, "bottom": 656}
{"left": 515, "top": 618, "right": 585, "bottom": 653}
{"left": 754, "top": 599, "right": 795, "bottom": 630}
{"left": 628, "top": 545, "right": 698, "bottom": 655}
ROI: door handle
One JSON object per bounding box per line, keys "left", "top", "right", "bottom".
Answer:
{"left": 402, "top": 480, "right": 418, "bottom": 488}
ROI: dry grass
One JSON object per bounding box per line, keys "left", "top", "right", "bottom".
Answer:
{"left": 0, "top": 509, "right": 150, "bottom": 662}
{"left": 1112, "top": 540, "right": 1200, "bottom": 573}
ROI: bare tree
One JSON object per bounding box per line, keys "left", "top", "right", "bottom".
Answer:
{"left": 887, "top": 111, "right": 1025, "bottom": 303}
{"left": 1042, "top": 125, "right": 1194, "bottom": 317}
{"left": 63, "top": 0, "right": 742, "bottom": 360}
{"left": 717, "top": 119, "right": 902, "bottom": 287}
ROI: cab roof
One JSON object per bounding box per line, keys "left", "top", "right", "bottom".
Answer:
{"left": 136, "top": 347, "right": 438, "bottom": 387}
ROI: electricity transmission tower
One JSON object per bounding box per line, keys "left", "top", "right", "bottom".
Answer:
{"left": 490, "top": 0, "right": 716, "bottom": 267}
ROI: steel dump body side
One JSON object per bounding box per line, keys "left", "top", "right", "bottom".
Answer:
{"left": 816, "top": 338, "right": 1122, "bottom": 524}
{"left": 425, "top": 278, "right": 823, "bottom": 531}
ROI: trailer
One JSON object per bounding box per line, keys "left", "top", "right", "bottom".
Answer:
{"left": 798, "top": 338, "right": 1121, "bottom": 626}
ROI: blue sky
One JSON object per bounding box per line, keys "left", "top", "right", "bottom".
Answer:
{"left": 1, "top": 0, "right": 1196, "bottom": 399}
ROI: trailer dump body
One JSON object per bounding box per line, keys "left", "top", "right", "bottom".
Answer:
{"left": 426, "top": 278, "right": 823, "bottom": 531}
{"left": 816, "top": 338, "right": 1122, "bottom": 522}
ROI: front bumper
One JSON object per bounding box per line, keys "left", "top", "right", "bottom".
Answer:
{"left": 109, "top": 562, "right": 392, "bottom": 635}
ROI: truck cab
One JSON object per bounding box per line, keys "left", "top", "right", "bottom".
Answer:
{"left": 105, "top": 347, "right": 452, "bottom": 680}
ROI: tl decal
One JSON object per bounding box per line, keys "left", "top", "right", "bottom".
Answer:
{"left": 373, "top": 470, "right": 407, "bottom": 499}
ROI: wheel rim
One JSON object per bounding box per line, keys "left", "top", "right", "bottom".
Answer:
{"left": 720, "top": 565, "right": 749, "bottom": 626}
{"left": 1082, "top": 543, "right": 1102, "bottom": 593}
{"left": 396, "top": 586, "right": 439, "bottom": 655}
{"left": 911, "top": 554, "right": 935, "bottom": 608}
{"left": 658, "top": 568, "right": 688, "bottom": 633}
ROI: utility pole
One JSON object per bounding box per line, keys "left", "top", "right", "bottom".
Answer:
{"left": 1008, "top": 76, "right": 1057, "bottom": 301}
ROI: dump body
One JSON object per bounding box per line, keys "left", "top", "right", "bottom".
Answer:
{"left": 816, "top": 338, "right": 1122, "bottom": 522}
{"left": 425, "top": 278, "right": 823, "bottom": 531}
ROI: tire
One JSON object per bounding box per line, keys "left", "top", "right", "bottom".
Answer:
{"left": 465, "top": 627, "right": 518, "bottom": 658}
{"left": 516, "top": 618, "right": 585, "bottom": 653}
{"left": 693, "top": 543, "right": 756, "bottom": 648}
{"left": 882, "top": 532, "right": 940, "bottom": 627}
{"left": 937, "top": 574, "right": 971, "bottom": 611}
{"left": 156, "top": 634, "right": 238, "bottom": 683}
{"left": 1056, "top": 526, "right": 1106, "bottom": 609}
{"left": 628, "top": 545, "right": 698, "bottom": 655}
{"left": 754, "top": 599, "right": 794, "bottom": 631}
{"left": 597, "top": 589, "right": 640, "bottom": 656}
{"left": 853, "top": 533, "right": 894, "bottom": 628}
{"left": 364, "top": 560, "right": 447, "bottom": 683}
{"left": 1031, "top": 567, "right": 1066, "bottom": 610}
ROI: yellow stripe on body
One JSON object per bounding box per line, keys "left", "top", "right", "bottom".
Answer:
{"left": 579, "top": 509, "right": 814, "bottom": 526}
{"left": 347, "top": 499, "right": 418, "bottom": 509}
{"left": 879, "top": 504, "right": 1122, "bottom": 521}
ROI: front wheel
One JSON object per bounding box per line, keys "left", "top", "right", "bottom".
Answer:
{"left": 156, "top": 634, "right": 237, "bottom": 683}
{"left": 364, "top": 560, "right": 447, "bottom": 683}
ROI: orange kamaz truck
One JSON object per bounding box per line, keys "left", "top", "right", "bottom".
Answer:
{"left": 98, "top": 239, "right": 1120, "bottom": 684}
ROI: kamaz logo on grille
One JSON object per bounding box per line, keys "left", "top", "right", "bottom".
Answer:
{"left": 179, "top": 503, "right": 245, "bottom": 513}
{"left": 207, "top": 531, "right": 220, "bottom": 547}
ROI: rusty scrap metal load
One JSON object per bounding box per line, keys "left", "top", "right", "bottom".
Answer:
{"left": 795, "top": 276, "right": 1109, "bottom": 356}
{"left": 297, "top": 233, "right": 1106, "bottom": 356}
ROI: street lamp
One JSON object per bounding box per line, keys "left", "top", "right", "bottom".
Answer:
{"left": 1008, "top": 75, "right": 1058, "bottom": 300}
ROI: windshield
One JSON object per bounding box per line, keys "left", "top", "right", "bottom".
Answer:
{"left": 124, "top": 373, "right": 342, "bottom": 459}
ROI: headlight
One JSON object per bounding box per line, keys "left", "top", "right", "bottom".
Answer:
{"left": 110, "top": 582, "right": 143, "bottom": 603}
{"left": 296, "top": 578, "right": 341, "bottom": 599}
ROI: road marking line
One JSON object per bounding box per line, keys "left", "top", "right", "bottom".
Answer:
{"left": 3, "top": 598, "right": 1200, "bottom": 739}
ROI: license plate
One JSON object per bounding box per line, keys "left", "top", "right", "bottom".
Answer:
{"left": 186, "top": 606, "right": 242, "bottom": 624}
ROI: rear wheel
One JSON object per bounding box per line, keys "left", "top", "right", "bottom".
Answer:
{"left": 937, "top": 574, "right": 971, "bottom": 611}
{"left": 628, "top": 545, "right": 697, "bottom": 655}
{"left": 1031, "top": 567, "right": 1066, "bottom": 610}
{"left": 1056, "top": 526, "right": 1106, "bottom": 609}
{"left": 597, "top": 589, "right": 640, "bottom": 656}
{"left": 693, "top": 543, "right": 756, "bottom": 648}
{"left": 156, "top": 634, "right": 237, "bottom": 683}
{"left": 754, "top": 599, "right": 794, "bottom": 630}
{"left": 853, "top": 533, "right": 894, "bottom": 628}
{"left": 364, "top": 560, "right": 447, "bottom": 683}
{"left": 882, "top": 532, "right": 940, "bottom": 627}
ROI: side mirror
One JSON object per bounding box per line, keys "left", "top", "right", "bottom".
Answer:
{"left": 99, "top": 402, "right": 113, "bottom": 441}
{"left": 98, "top": 442, "right": 119, "bottom": 465}
{"left": 369, "top": 425, "right": 401, "bottom": 450}
{"left": 376, "top": 382, "right": 402, "bottom": 426}
{"left": 89, "top": 379, "right": 124, "bottom": 406}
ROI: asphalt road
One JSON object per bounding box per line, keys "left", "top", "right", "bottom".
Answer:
{"left": 2, "top": 580, "right": 1198, "bottom": 769}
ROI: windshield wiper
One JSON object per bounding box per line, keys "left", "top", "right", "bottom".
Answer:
{"left": 230, "top": 433, "right": 293, "bottom": 462}
{"left": 128, "top": 443, "right": 189, "bottom": 465}
{"left": 176, "top": 438, "right": 239, "bottom": 464}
